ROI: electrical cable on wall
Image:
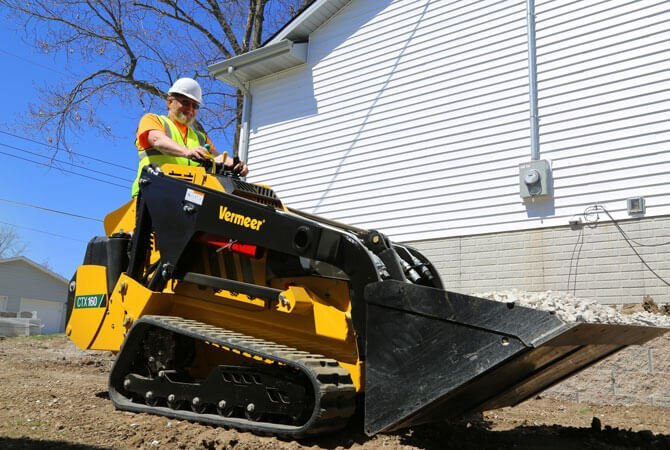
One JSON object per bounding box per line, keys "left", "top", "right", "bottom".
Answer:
{"left": 567, "top": 225, "right": 584, "bottom": 295}
{"left": 587, "top": 205, "right": 670, "bottom": 247}
{"left": 571, "top": 204, "right": 670, "bottom": 290}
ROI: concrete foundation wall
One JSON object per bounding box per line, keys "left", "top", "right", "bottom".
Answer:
{"left": 407, "top": 215, "right": 670, "bottom": 305}
{"left": 545, "top": 334, "right": 670, "bottom": 407}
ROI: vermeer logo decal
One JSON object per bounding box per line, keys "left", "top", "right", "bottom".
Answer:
{"left": 219, "top": 206, "right": 265, "bottom": 231}
{"left": 74, "top": 294, "right": 107, "bottom": 309}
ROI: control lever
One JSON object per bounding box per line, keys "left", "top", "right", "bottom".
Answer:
{"left": 203, "top": 144, "right": 216, "bottom": 174}
{"left": 216, "top": 151, "right": 242, "bottom": 178}
{"left": 232, "top": 156, "right": 242, "bottom": 177}
{"left": 190, "top": 144, "right": 217, "bottom": 174}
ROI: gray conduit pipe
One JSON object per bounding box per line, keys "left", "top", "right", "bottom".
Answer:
{"left": 526, "top": 0, "right": 540, "bottom": 161}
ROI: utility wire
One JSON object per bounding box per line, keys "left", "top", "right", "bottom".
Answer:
{"left": 582, "top": 204, "right": 670, "bottom": 287}
{"left": 0, "top": 219, "right": 87, "bottom": 243}
{"left": 0, "top": 142, "right": 132, "bottom": 182}
{"left": 0, "top": 130, "right": 135, "bottom": 172}
{"left": 0, "top": 149, "right": 128, "bottom": 189}
{"left": 0, "top": 197, "right": 103, "bottom": 223}
{"left": 0, "top": 142, "right": 133, "bottom": 182}
{"left": 567, "top": 226, "right": 585, "bottom": 295}
{"left": 589, "top": 205, "right": 670, "bottom": 247}
{"left": 0, "top": 48, "right": 74, "bottom": 77}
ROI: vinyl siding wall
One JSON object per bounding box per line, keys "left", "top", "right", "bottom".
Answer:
{"left": 536, "top": 0, "right": 670, "bottom": 221}
{"left": 249, "top": 0, "right": 534, "bottom": 240}
{"left": 0, "top": 260, "right": 68, "bottom": 329}
{"left": 245, "top": 0, "right": 670, "bottom": 303}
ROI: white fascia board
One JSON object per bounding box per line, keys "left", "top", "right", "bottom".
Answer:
{"left": 208, "top": 40, "right": 308, "bottom": 86}
{"left": 208, "top": 0, "right": 350, "bottom": 86}
{"left": 269, "top": 0, "right": 352, "bottom": 43}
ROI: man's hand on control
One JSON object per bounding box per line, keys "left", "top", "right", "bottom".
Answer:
{"left": 185, "top": 146, "right": 211, "bottom": 161}
{"left": 214, "top": 154, "right": 249, "bottom": 176}
{"left": 230, "top": 159, "right": 249, "bottom": 176}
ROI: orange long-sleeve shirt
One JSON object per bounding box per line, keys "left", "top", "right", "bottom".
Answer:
{"left": 135, "top": 114, "right": 217, "bottom": 153}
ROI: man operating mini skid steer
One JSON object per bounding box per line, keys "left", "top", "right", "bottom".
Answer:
{"left": 131, "top": 77, "right": 249, "bottom": 197}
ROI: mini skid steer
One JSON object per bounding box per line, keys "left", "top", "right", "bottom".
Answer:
{"left": 66, "top": 162, "right": 667, "bottom": 437}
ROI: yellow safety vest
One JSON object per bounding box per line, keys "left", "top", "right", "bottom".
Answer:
{"left": 131, "top": 115, "right": 207, "bottom": 197}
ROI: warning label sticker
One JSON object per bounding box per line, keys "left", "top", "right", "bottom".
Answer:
{"left": 185, "top": 188, "right": 205, "bottom": 206}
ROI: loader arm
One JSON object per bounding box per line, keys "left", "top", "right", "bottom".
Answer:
{"left": 130, "top": 166, "right": 392, "bottom": 354}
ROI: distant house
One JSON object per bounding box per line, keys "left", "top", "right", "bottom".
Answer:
{"left": 210, "top": 0, "right": 670, "bottom": 305}
{"left": 0, "top": 257, "right": 68, "bottom": 334}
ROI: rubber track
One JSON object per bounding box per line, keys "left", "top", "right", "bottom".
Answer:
{"left": 109, "top": 315, "right": 357, "bottom": 437}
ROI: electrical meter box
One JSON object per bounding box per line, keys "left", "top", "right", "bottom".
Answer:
{"left": 519, "top": 159, "right": 552, "bottom": 201}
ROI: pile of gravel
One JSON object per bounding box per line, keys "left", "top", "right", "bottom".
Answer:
{"left": 473, "top": 290, "right": 670, "bottom": 328}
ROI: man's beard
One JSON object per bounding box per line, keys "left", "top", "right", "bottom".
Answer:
{"left": 174, "top": 111, "right": 194, "bottom": 126}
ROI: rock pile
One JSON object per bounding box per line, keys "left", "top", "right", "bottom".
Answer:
{"left": 473, "top": 290, "right": 670, "bottom": 328}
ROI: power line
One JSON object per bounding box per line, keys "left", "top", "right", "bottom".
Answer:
{"left": 0, "top": 197, "right": 103, "bottom": 223}
{"left": 0, "top": 148, "right": 128, "bottom": 189}
{"left": 0, "top": 130, "right": 135, "bottom": 172}
{"left": 0, "top": 142, "right": 132, "bottom": 183}
{"left": 0, "top": 47, "right": 75, "bottom": 77}
{"left": 0, "top": 220, "right": 87, "bottom": 243}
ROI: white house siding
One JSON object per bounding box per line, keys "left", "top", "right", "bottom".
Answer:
{"left": 536, "top": 0, "right": 670, "bottom": 222}
{"left": 245, "top": 0, "right": 670, "bottom": 304}
{"left": 0, "top": 259, "right": 68, "bottom": 333}
{"left": 249, "top": 0, "right": 534, "bottom": 239}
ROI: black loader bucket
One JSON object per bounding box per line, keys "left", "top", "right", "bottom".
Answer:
{"left": 363, "top": 280, "right": 667, "bottom": 436}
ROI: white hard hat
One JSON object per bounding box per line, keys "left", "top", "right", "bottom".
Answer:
{"left": 168, "top": 77, "right": 203, "bottom": 104}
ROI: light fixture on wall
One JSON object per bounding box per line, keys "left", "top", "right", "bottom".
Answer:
{"left": 627, "top": 197, "right": 646, "bottom": 216}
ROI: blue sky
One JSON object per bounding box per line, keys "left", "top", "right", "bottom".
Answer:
{"left": 0, "top": 23, "right": 226, "bottom": 278}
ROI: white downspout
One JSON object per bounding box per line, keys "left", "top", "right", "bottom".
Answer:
{"left": 227, "top": 67, "right": 252, "bottom": 166}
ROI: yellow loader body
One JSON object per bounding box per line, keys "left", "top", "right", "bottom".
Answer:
{"left": 66, "top": 164, "right": 667, "bottom": 437}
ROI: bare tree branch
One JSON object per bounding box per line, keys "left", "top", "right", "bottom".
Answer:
{"left": 252, "top": 0, "right": 268, "bottom": 50}
{"left": 134, "top": 0, "right": 233, "bottom": 58}
{"left": 242, "top": 0, "right": 256, "bottom": 52}
{"left": 0, "top": 0, "right": 306, "bottom": 154}
{"left": 0, "top": 226, "right": 26, "bottom": 258}
{"left": 204, "top": 0, "right": 243, "bottom": 55}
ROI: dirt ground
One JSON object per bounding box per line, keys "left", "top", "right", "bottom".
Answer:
{"left": 1, "top": 335, "right": 670, "bottom": 449}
